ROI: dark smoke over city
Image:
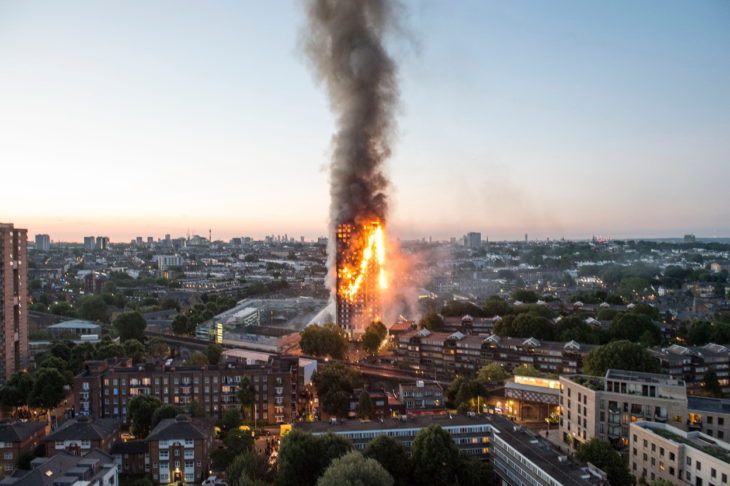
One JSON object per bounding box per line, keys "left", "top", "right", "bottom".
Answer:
{"left": 301, "top": 0, "right": 400, "bottom": 227}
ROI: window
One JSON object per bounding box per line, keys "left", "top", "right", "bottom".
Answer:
{"left": 697, "top": 461, "right": 702, "bottom": 471}
{"left": 3, "top": 453, "right": 12, "bottom": 460}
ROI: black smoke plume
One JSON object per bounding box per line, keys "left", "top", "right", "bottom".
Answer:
{"left": 302, "top": 0, "right": 400, "bottom": 226}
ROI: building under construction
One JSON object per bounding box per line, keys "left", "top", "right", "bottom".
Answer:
{"left": 335, "top": 221, "right": 385, "bottom": 335}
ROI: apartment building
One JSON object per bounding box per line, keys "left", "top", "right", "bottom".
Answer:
{"left": 560, "top": 369, "right": 730, "bottom": 451}
{"left": 0, "top": 223, "right": 29, "bottom": 382}
{"left": 652, "top": 343, "right": 730, "bottom": 395}
{"left": 560, "top": 370, "right": 691, "bottom": 449}
{"left": 297, "top": 414, "right": 492, "bottom": 457}
{"left": 490, "top": 418, "right": 608, "bottom": 486}
{"left": 630, "top": 421, "right": 730, "bottom": 485}
{"left": 146, "top": 415, "right": 213, "bottom": 484}
{"left": 0, "top": 423, "right": 47, "bottom": 479}
{"left": 395, "top": 329, "right": 595, "bottom": 377}
{"left": 44, "top": 417, "right": 120, "bottom": 456}
{"left": 297, "top": 414, "right": 607, "bottom": 485}
{"left": 74, "top": 356, "right": 298, "bottom": 424}
{"left": 397, "top": 381, "right": 445, "bottom": 412}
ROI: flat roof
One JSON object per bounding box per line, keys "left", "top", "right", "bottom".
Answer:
{"left": 687, "top": 395, "right": 730, "bottom": 414}
{"left": 49, "top": 319, "right": 101, "bottom": 329}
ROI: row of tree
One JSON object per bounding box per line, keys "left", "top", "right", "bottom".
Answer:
{"left": 277, "top": 425, "right": 493, "bottom": 486}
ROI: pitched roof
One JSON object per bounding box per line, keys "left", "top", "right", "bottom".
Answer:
{"left": 45, "top": 417, "right": 119, "bottom": 442}
{"left": 146, "top": 415, "right": 210, "bottom": 442}
{"left": 0, "top": 449, "right": 115, "bottom": 486}
{"left": 110, "top": 440, "right": 148, "bottom": 455}
{"left": 0, "top": 422, "right": 46, "bottom": 443}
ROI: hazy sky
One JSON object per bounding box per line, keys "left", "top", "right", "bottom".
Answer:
{"left": 1, "top": 1, "right": 728, "bottom": 242}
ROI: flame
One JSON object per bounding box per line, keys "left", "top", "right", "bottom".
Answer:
{"left": 338, "top": 221, "right": 388, "bottom": 304}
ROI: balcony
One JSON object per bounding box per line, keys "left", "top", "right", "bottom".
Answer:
{"left": 687, "top": 420, "right": 702, "bottom": 430}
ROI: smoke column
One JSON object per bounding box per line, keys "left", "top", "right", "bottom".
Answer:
{"left": 302, "top": 0, "right": 400, "bottom": 228}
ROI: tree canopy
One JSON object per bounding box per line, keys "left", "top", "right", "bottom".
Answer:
{"left": 316, "top": 451, "right": 393, "bottom": 486}
{"left": 362, "top": 321, "right": 388, "bottom": 354}
{"left": 584, "top": 340, "right": 660, "bottom": 376}
{"left": 411, "top": 425, "right": 461, "bottom": 486}
{"left": 127, "top": 394, "right": 162, "bottom": 437}
{"left": 313, "top": 363, "right": 362, "bottom": 417}
{"left": 300, "top": 323, "right": 348, "bottom": 359}
{"left": 112, "top": 311, "right": 147, "bottom": 342}
{"left": 363, "top": 435, "right": 411, "bottom": 486}
{"left": 576, "top": 439, "right": 632, "bottom": 486}
{"left": 418, "top": 313, "right": 444, "bottom": 332}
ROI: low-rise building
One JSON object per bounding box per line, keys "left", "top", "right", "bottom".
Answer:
{"left": 74, "top": 355, "right": 299, "bottom": 424}
{"left": 395, "top": 329, "right": 595, "bottom": 377}
{"left": 0, "top": 449, "right": 118, "bottom": 486}
{"left": 146, "top": 415, "right": 213, "bottom": 484}
{"left": 397, "top": 381, "right": 445, "bottom": 413}
{"left": 109, "top": 440, "right": 147, "bottom": 476}
{"left": 491, "top": 418, "right": 608, "bottom": 486}
{"left": 630, "top": 421, "right": 730, "bottom": 485}
{"left": 44, "top": 417, "right": 120, "bottom": 456}
{"left": 0, "top": 423, "right": 47, "bottom": 479}
{"left": 296, "top": 414, "right": 607, "bottom": 485}
{"left": 652, "top": 343, "right": 730, "bottom": 395}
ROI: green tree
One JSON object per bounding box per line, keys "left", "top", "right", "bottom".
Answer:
{"left": 123, "top": 338, "right": 147, "bottom": 364}
{"left": 363, "top": 435, "right": 410, "bottom": 486}
{"left": 224, "top": 428, "right": 254, "bottom": 456}
{"left": 411, "top": 425, "right": 460, "bottom": 486}
{"left": 688, "top": 320, "right": 713, "bottom": 345}
{"left": 147, "top": 337, "right": 170, "bottom": 359}
{"left": 49, "top": 301, "right": 77, "bottom": 318}
{"left": 317, "top": 451, "right": 393, "bottom": 486}
{"left": 576, "top": 439, "right": 632, "bottom": 486}
{"left": 456, "top": 453, "right": 495, "bottom": 486}
{"left": 150, "top": 404, "right": 182, "bottom": 428}
{"left": 313, "top": 363, "right": 362, "bottom": 417}
{"left": 171, "top": 314, "right": 191, "bottom": 335}
{"left": 218, "top": 408, "right": 243, "bottom": 435}
{"left": 206, "top": 343, "right": 223, "bottom": 365}
{"left": 477, "top": 363, "right": 511, "bottom": 383}
{"left": 608, "top": 313, "right": 660, "bottom": 346}
{"left": 299, "top": 323, "right": 349, "bottom": 359}
{"left": 355, "top": 390, "right": 375, "bottom": 419}
{"left": 630, "top": 302, "right": 660, "bottom": 320}
{"left": 94, "top": 342, "right": 126, "bottom": 360}
{"left": 618, "top": 276, "right": 650, "bottom": 299}
{"left": 555, "top": 316, "right": 601, "bottom": 344}
{"left": 418, "top": 313, "right": 444, "bottom": 332}
{"left": 28, "top": 368, "right": 66, "bottom": 410}
{"left": 227, "top": 449, "right": 275, "bottom": 486}
{"left": 277, "top": 429, "right": 351, "bottom": 486}
{"left": 127, "top": 395, "right": 162, "bottom": 437}
{"left": 186, "top": 352, "right": 209, "bottom": 366}
{"left": 512, "top": 289, "right": 538, "bottom": 303}
{"left": 483, "top": 296, "right": 511, "bottom": 317}
{"left": 362, "top": 321, "right": 387, "bottom": 354}
{"left": 0, "top": 371, "right": 35, "bottom": 407}
{"left": 513, "top": 364, "right": 543, "bottom": 377}
{"left": 583, "top": 340, "right": 660, "bottom": 376}
{"left": 237, "top": 377, "right": 256, "bottom": 421}
{"left": 493, "top": 313, "right": 556, "bottom": 340}
{"left": 113, "top": 311, "right": 147, "bottom": 342}
{"left": 700, "top": 369, "right": 724, "bottom": 398}
{"left": 77, "top": 294, "right": 109, "bottom": 322}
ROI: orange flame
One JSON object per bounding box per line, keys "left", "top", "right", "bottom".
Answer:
{"left": 338, "top": 221, "right": 388, "bottom": 304}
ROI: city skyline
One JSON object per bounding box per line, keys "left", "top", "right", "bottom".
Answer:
{"left": 2, "top": 1, "right": 729, "bottom": 241}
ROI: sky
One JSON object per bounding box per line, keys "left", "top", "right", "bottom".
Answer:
{"left": 1, "top": 0, "right": 729, "bottom": 242}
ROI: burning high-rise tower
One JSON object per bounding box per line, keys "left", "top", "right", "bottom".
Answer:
{"left": 302, "top": 0, "right": 401, "bottom": 334}
{"left": 336, "top": 220, "right": 387, "bottom": 333}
